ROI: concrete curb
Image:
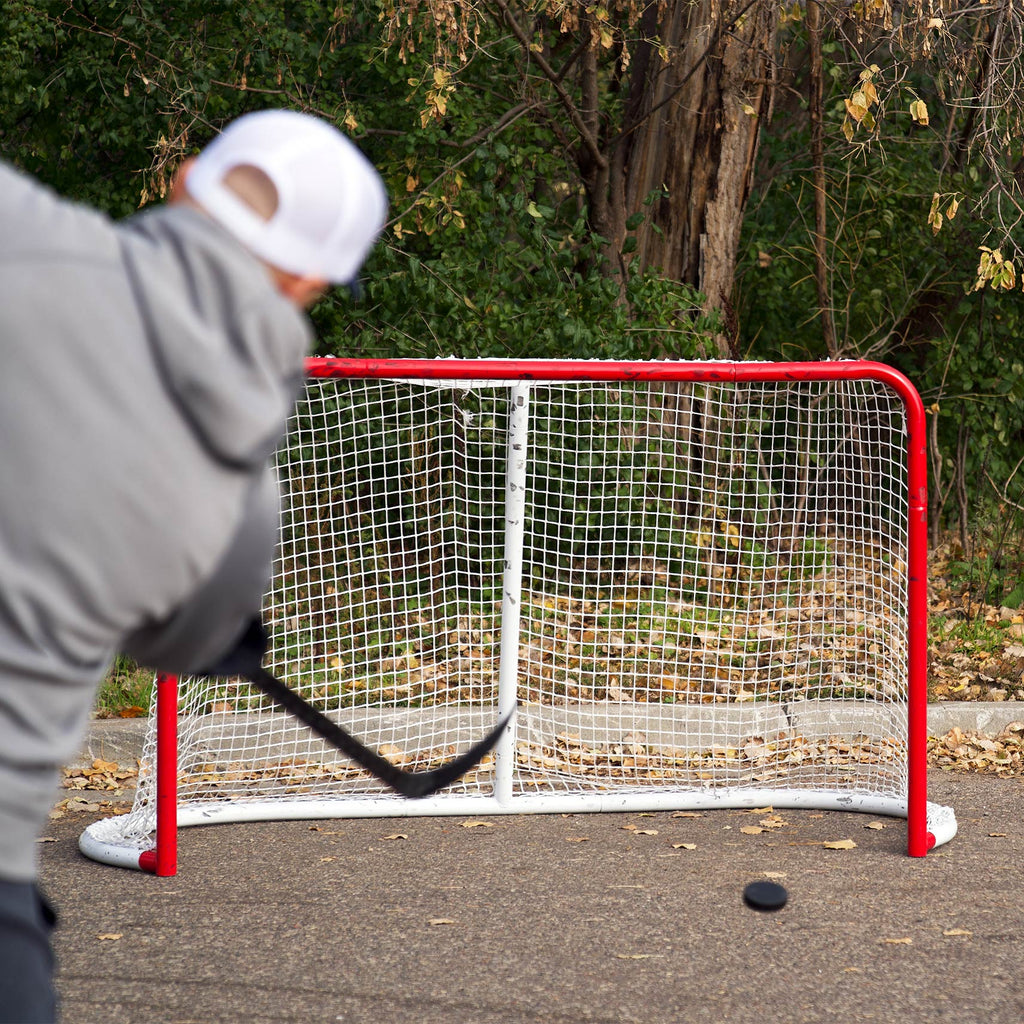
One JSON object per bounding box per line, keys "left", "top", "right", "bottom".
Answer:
{"left": 70, "top": 701, "right": 1024, "bottom": 771}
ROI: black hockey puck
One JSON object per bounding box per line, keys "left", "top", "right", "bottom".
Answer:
{"left": 743, "top": 880, "right": 788, "bottom": 912}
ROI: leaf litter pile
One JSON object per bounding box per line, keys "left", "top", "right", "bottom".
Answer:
{"left": 57, "top": 717, "right": 1024, "bottom": 817}
{"left": 59, "top": 545, "right": 1024, "bottom": 808}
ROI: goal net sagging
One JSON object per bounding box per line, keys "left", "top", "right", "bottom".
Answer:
{"left": 80, "top": 360, "right": 956, "bottom": 869}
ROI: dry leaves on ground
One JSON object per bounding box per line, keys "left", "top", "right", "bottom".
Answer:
{"left": 929, "top": 722, "right": 1024, "bottom": 775}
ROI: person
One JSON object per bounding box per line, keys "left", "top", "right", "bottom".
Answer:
{"left": 0, "top": 108, "right": 388, "bottom": 1022}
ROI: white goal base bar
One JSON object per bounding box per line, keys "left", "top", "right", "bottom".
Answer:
{"left": 80, "top": 794, "right": 956, "bottom": 863}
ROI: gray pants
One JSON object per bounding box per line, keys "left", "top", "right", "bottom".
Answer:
{"left": 0, "top": 881, "right": 57, "bottom": 1023}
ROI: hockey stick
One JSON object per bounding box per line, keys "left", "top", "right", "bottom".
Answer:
{"left": 246, "top": 665, "right": 514, "bottom": 798}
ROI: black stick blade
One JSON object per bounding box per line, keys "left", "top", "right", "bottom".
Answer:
{"left": 246, "top": 667, "right": 513, "bottom": 798}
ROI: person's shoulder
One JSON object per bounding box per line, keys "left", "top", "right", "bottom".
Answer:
{"left": 0, "top": 159, "right": 119, "bottom": 260}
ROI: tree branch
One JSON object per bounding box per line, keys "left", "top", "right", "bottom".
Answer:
{"left": 490, "top": 0, "right": 607, "bottom": 170}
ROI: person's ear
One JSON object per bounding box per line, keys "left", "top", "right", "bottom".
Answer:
{"left": 168, "top": 157, "right": 197, "bottom": 205}
{"left": 274, "top": 272, "right": 330, "bottom": 310}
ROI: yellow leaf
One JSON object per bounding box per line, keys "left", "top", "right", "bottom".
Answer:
{"left": 910, "top": 99, "right": 929, "bottom": 126}
{"left": 740, "top": 826, "right": 764, "bottom": 835}
{"left": 882, "top": 937, "right": 913, "bottom": 945}
{"left": 461, "top": 820, "right": 494, "bottom": 828}
{"left": 381, "top": 834, "right": 408, "bottom": 841}
{"left": 429, "top": 918, "right": 456, "bottom": 926}
{"left": 943, "top": 928, "right": 972, "bottom": 937}
{"left": 823, "top": 839, "right": 857, "bottom": 850}
{"left": 845, "top": 97, "right": 867, "bottom": 123}
{"left": 671, "top": 842, "right": 697, "bottom": 850}
{"left": 97, "top": 933, "right": 123, "bottom": 942}
{"left": 842, "top": 117, "right": 855, "bottom": 143}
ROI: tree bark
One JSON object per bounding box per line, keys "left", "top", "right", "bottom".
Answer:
{"left": 618, "top": 0, "right": 778, "bottom": 355}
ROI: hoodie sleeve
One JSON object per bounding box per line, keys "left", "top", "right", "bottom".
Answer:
{"left": 120, "top": 468, "right": 279, "bottom": 675}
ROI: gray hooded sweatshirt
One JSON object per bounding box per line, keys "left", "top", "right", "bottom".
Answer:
{"left": 0, "top": 161, "right": 312, "bottom": 880}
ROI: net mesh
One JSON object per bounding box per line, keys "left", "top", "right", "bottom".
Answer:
{"left": 103, "top": 372, "right": 913, "bottom": 846}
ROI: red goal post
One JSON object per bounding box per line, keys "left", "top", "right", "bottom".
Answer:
{"left": 80, "top": 358, "right": 955, "bottom": 874}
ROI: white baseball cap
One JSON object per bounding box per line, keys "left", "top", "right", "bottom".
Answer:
{"left": 184, "top": 109, "right": 388, "bottom": 287}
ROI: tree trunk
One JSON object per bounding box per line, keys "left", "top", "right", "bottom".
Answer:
{"left": 616, "top": 0, "right": 778, "bottom": 355}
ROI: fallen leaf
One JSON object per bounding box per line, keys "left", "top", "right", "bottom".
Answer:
{"left": 35, "top": 837, "right": 57, "bottom": 844}
{"left": 565, "top": 837, "right": 590, "bottom": 843}
{"left": 381, "top": 834, "right": 408, "bottom": 841}
{"left": 882, "top": 937, "right": 912, "bottom": 945}
{"left": 621, "top": 824, "right": 658, "bottom": 835}
{"left": 615, "top": 953, "right": 662, "bottom": 960}
{"left": 740, "top": 826, "right": 764, "bottom": 835}
{"left": 943, "top": 928, "right": 972, "bottom": 937}
{"left": 671, "top": 842, "right": 697, "bottom": 850}
{"left": 671, "top": 811, "right": 702, "bottom": 818}
{"left": 429, "top": 918, "right": 456, "bottom": 926}
{"left": 65, "top": 798, "right": 101, "bottom": 813}
{"left": 824, "top": 839, "right": 857, "bottom": 850}
{"left": 843, "top": 967, "right": 863, "bottom": 973}
{"left": 461, "top": 820, "right": 494, "bottom": 829}
{"left": 864, "top": 821, "right": 887, "bottom": 830}
{"left": 319, "top": 857, "right": 336, "bottom": 863}
{"left": 987, "top": 833, "right": 1008, "bottom": 838}
{"left": 763, "top": 871, "right": 787, "bottom": 880}
{"left": 117, "top": 705, "right": 147, "bottom": 718}
{"left": 97, "top": 933, "right": 123, "bottom": 942}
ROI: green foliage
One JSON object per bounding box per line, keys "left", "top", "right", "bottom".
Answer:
{"left": 0, "top": 1, "right": 715, "bottom": 361}
{"left": 736, "top": 30, "right": 1024, "bottom": 555}
{"left": 95, "top": 655, "right": 153, "bottom": 717}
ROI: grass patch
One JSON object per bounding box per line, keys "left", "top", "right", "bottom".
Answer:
{"left": 94, "top": 655, "right": 153, "bottom": 718}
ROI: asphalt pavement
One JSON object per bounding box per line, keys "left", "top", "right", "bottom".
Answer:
{"left": 41, "top": 767, "right": 1023, "bottom": 1024}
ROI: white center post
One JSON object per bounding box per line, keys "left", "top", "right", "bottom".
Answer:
{"left": 493, "top": 383, "right": 530, "bottom": 803}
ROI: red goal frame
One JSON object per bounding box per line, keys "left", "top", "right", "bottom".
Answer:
{"left": 104, "top": 358, "right": 943, "bottom": 876}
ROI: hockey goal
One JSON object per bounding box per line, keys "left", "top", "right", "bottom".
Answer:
{"left": 81, "top": 359, "right": 956, "bottom": 873}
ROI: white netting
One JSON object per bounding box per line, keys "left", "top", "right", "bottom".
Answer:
{"left": 90, "top": 371, "right": 924, "bottom": 850}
